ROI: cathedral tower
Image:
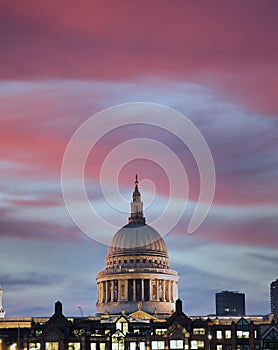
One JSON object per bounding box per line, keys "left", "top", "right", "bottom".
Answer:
{"left": 96, "top": 176, "right": 179, "bottom": 317}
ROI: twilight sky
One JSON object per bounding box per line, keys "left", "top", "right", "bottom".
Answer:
{"left": 0, "top": 1, "right": 278, "bottom": 317}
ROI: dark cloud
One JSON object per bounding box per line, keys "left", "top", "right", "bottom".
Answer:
{"left": 0, "top": 272, "right": 63, "bottom": 288}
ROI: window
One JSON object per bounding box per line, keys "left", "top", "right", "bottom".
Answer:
{"left": 29, "top": 343, "right": 41, "bottom": 350}
{"left": 116, "top": 320, "right": 128, "bottom": 334}
{"left": 45, "top": 343, "right": 59, "bottom": 350}
{"left": 190, "top": 341, "right": 204, "bottom": 349}
{"left": 155, "top": 329, "right": 167, "bottom": 335}
{"left": 226, "top": 346, "right": 232, "bottom": 350}
{"left": 216, "top": 346, "right": 222, "bottom": 350}
{"left": 100, "top": 343, "right": 106, "bottom": 350}
{"left": 236, "top": 346, "right": 248, "bottom": 350}
{"left": 136, "top": 259, "right": 140, "bottom": 263}
{"left": 130, "top": 343, "right": 136, "bottom": 350}
{"left": 237, "top": 331, "right": 249, "bottom": 338}
{"left": 170, "top": 340, "right": 183, "bottom": 349}
{"left": 254, "top": 330, "right": 257, "bottom": 338}
{"left": 112, "top": 336, "right": 124, "bottom": 350}
{"left": 130, "top": 259, "right": 134, "bottom": 263}
{"left": 193, "top": 328, "right": 205, "bottom": 335}
{"left": 225, "top": 330, "right": 231, "bottom": 339}
{"left": 139, "top": 343, "right": 145, "bottom": 350}
{"left": 90, "top": 344, "right": 96, "bottom": 350}
{"left": 68, "top": 343, "right": 80, "bottom": 350}
{"left": 124, "top": 260, "right": 127, "bottom": 264}
{"left": 216, "top": 331, "right": 222, "bottom": 339}
{"left": 151, "top": 341, "right": 164, "bottom": 350}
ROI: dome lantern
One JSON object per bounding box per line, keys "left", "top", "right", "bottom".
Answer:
{"left": 129, "top": 174, "right": 145, "bottom": 224}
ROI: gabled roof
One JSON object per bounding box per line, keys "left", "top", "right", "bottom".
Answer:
{"left": 166, "top": 299, "right": 192, "bottom": 328}
{"left": 129, "top": 309, "right": 161, "bottom": 322}
{"left": 40, "top": 301, "right": 72, "bottom": 339}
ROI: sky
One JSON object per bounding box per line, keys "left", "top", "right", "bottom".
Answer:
{"left": 0, "top": 1, "right": 278, "bottom": 317}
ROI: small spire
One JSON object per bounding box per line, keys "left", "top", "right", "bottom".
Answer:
{"left": 134, "top": 174, "right": 139, "bottom": 193}
{"left": 128, "top": 175, "right": 145, "bottom": 224}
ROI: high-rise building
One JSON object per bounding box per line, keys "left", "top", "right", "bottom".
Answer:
{"left": 96, "top": 175, "right": 179, "bottom": 317}
{"left": 215, "top": 290, "right": 245, "bottom": 316}
{"left": 271, "top": 279, "right": 278, "bottom": 320}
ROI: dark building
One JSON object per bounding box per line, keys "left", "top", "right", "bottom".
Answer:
{"left": 271, "top": 279, "right": 278, "bottom": 320}
{"left": 216, "top": 291, "right": 245, "bottom": 317}
{"left": 1, "top": 300, "right": 277, "bottom": 350}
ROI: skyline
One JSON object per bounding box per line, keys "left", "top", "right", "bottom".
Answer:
{"left": 0, "top": 1, "right": 278, "bottom": 317}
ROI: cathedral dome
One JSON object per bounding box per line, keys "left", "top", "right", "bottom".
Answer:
{"left": 96, "top": 175, "right": 179, "bottom": 318}
{"left": 107, "top": 222, "right": 168, "bottom": 258}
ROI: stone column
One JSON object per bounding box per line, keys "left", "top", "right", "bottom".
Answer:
{"left": 100, "top": 282, "right": 103, "bottom": 303}
{"left": 105, "top": 280, "right": 108, "bottom": 302}
{"left": 174, "top": 281, "right": 178, "bottom": 301}
{"left": 163, "top": 280, "right": 166, "bottom": 301}
{"left": 141, "top": 279, "right": 144, "bottom": 301}
{"left": 150, "top": 279, "right": 153, "bottom": 301}
{"left": 156, "top": 279, "right": 159, "bottom": 301}
{"left": 111, "top": 280, "right": 115, "bottom": 302}
{"left": 170, "top": 281, "right": 174, "bottom": 302}
{"left": 124, "top": 279, "right": 128, "bottom": 300}
{"left": 166, "top": 280, "right": 170, "bottom": 302}
{"left": 133, "top": 279, "right": 136, "bottom": 301}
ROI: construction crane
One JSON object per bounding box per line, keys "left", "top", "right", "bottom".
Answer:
{"left": 77, "top": 304, "right": 84, "bottom": 317}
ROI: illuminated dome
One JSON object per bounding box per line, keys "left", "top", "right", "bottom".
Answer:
{"left": 96, "top": 175, "right": 179, "bottom": 318}
{"left": 107, "top": 222, "right": 168, "bottom": 258}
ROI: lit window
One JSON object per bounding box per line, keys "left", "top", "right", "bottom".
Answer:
{"left": 254, "top": 330, "right": 257, "bottom": 338}
{"left": 170, "top": 340, "right": 183, "bottom": 349}
{"left": 190, "top": 341, "right": 204, "bottom": 349}
{"left": 45, "top": 343, "right": 59, "bottom": 350}
{"left": 29, "top": 344, "right": 41, "bottom": 350}
{"left": 155, "top": 329, "right": 167, "bottom": 335}
{"left": 225, "top": 330, "right": 231, "bottom": 339}
{"left": 90, "top": 344, "right": 96, "bottom": 350}
{"left": 216, "top": 330, "right": 222, "bottom": 339}
{"left": 151, "top": 341, "right": 165, "bottom": 349}
{"left": 193, "top": 328, "right": 205, "bottom": 335}
{"left": 68, "top": 343, "right": 80, "bottom": 350}
{"left": 237, "top": 331, "right": 249, "bottom": 338}
{"left": 112, "top": 337, "right": 124, "bottom": 350}
{"left": 130, "top": 343, "right": 136, "bottom": 350}
{"left": 116, "top": 320, "right": 128, "bottom": 334}
{"left": 139, "top": 343, "right": 145, "bottom": 350}
{"left": 216, "top": 346, "right": 222, "bottom": 350}
{"left": 100, "top": 343, "right": 106, "bottom": 350}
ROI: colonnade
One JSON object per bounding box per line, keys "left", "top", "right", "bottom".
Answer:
{"left": 97, "top": 278, "right": 178, "bottom": 304}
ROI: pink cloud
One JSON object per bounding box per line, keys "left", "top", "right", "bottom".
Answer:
{"left": 0, "top": 2, "right": 277, "bottom": 113}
